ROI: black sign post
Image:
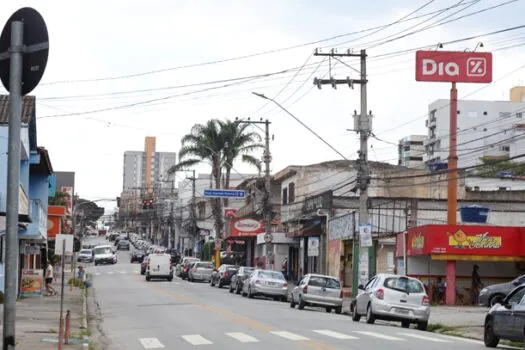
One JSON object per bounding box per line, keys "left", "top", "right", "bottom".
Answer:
{"left": 0, "top": 7, "right": 48, "bottom": 350}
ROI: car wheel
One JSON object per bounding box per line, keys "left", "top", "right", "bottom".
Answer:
{"left": 417, "top": 321, "right": 428, "bottom": 331}
{"left": 489, "top": 294, "right": 505, "bottom": 307}
{"left": 229, "top": 285, "right": 234, "bottom": 293}
{"left": 484, "top": 319, "right": 499, "bottom": 347}
{"left": 236, "top": 284, "right": 241, "bottom": 295}
{"left": 281, "top": 296, "right": 287, "bottom": 302}
{"left": 335, "top": 306, "right": 342, "bottom": 314}
{"left": 290, "top": 296, "right": 296, "bottom": 308}
{"left": 351, "top": 304, "right": 361, "bottom": 322}
{"left": 210, "top": 279, "right": 215, "bottom": 287}
{"left": 365, "top": 304, "right": 376, "bottom": 324}
{"left": 248, "top": 286, "right": 254, "bottom": 299}
{"left": 298, "top": 296, "right": 305, "bottom": 310}
{"left": 167, "top": 277, "right": 173, "bottom": 282}
{"left": 146, "top": 276, "right": 151, "bottom": 282}
{"left": 401, "top": 320, "right": 410, "bottom": 328}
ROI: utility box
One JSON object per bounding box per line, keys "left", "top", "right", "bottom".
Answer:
{"left": 353, "top": 113, "right": 373, "bottom": 132}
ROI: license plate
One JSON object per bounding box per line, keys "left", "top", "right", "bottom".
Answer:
{"left": 153, "top": 268, "right": 160, "bottom": 272}
{"left": 267, "top": 282, "right": 276, "bottom": 286}
{"left": 395, "top": 308, "right": 409, "bottom": 314}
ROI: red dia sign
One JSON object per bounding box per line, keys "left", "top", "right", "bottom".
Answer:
{"left": 415, "top": 50, "right": 493, "bottom": 83}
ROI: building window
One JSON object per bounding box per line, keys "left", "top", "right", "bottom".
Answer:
{"left": 499, "top": 112, "right": 511, "bottom": 119}
{"left": 282, "top": 188, "right": 288, "bottom": 205}
{"left": 517, "top": 112, "right": 523, "bottom": 119}
{"left": 288, "top": 183, "right": 295, "bottom": 203}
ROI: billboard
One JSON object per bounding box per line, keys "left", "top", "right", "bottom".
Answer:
{"left": 230, "top": 218, "right": 265, "bottom": 237}
{"left": 415, "top": 50, "right": 493, "bottom": 83}
{"left": 61, "top": 186, "right": 73, "bottom": 215}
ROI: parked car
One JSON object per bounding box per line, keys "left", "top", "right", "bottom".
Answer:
{"left": 230, "top": 266, "right": 254, "bottom": 294}
{"left": 117, "top": 240, "right": 130, "bottom": 251}
{"left": 188, "top": 261, "right": 214, "bottom": 282}
{"left": 77, "top": 249, "right": 93, "bottom": 263}
{"left": 483, "top": 283, "right": 525, "bottom": 347}
{"left": 210, "top": 264, "right": 238, "bottom": 288}
{"left": 351, "top": 274, "right": 430, "bottom": 330}
{"left": 130, "top": 250, "right": 146, "bottom": 263}
{"left": 177, "top": 257, "right": 200, "bottom": 279}
{"left": 242, "top": 269, "right": 288, "bottom": 301}
{"left": 479, "top": 274, "right": 525, "bottom": 307}
{"left": 290, "top": 274, "right": 343, "bottom": 313}
{"left": 140, "top": 255, "right": 150, "bottom": 275}
{"left": 145, "top": 253, "right": 173, "bottom": 282}
{"left": 93, "top": 245, "right": 117, "bottom": 266}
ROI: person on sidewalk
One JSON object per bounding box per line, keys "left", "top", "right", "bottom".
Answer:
{"left": 45, "top": 263, "right": 57, "bottom": 296}
{"left": 281, "top": 257, "right": 288, "bottom": 281}
{"left": 470, "top": 264, "right": 483, "bottom": 305}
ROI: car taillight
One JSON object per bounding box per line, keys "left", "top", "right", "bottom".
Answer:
{"left": 302, "top": 285, "right": 308, "bottom": 294}
{"left": 422, "top": 295, "right": 430, "bottom": 305}
{"left": 282, "top": 283, "right": 288, "bottom": 288}
{"left": 255, "top": 279, "right": 261, "bottom": 284}
{"left": 375, "top": 288, "right": 384, "bottom": 300}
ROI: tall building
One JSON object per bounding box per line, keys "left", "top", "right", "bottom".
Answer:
{"left": 122, "top": 137, "right": 177, "bottom": 191}
{"left": 398, "top": 135, "right": 426, "bottom": 168}
{"left": 424, "top": 90, "right": 525, "bottom": 170}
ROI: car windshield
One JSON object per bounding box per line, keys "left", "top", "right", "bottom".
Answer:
{"left": 259, "top": 271, "right": 284, "bottom": 280}
{"left": 94, "top": 247, "right": 112, "bottom": 255}
{"left": 384, "top": 277, "right": 424, "bottom": 293}
{"left": 80, "top": 250, "right": 91, "bottom": 255}
{"left": 308, "top": 276, "right": 340, "bottom": 289}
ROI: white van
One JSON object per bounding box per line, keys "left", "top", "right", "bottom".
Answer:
{"left": 146, "top": 253, "right": 173, "bottom": 281}
{"left": 93, "top": 245, "right": 117, "bottom": 265}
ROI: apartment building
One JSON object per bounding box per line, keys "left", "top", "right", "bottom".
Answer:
{"left": 398, "top": 135, "right": 426, "bottom": 169}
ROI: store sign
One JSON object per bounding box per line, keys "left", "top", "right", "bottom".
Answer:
{"left": 302, "top": 191, "right": 332, "bottom": 214}
{"left": 230, "top": 218, "right": 265, "bottom": 237}
{"left": 411, "top": 234, "right": 425, "bottom": 249}
{"left": 448, "top": 230, "right": 501, "bottom": 249}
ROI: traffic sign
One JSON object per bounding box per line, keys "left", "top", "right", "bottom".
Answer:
{"left": 204, "top": 189, "right": 245, "bottom": 198}
{"left": 0, "top": 7, "right": 49, "bottom": 95}
{"left": 264, "top": 233, "right": 273, "bottom": 243}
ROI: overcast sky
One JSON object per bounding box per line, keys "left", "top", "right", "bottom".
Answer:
{"left": 1, "top": 0, "right": 524, "bottom": 212}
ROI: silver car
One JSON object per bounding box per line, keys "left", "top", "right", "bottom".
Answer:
{"left": 188, "top": 261, "right": 214, "bottom": 282}
{"left": 352, "top": 274, "right": 431, "bottom": 330}
{"left": 290, "top": 274, "right": 343, "bottom": 314}
{"left": 242, "top": 269, "right": 288, "bottom": 302}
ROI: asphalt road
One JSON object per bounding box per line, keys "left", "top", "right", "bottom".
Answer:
{"left": 83, "top": 237, "right": 495, "bottom": 350}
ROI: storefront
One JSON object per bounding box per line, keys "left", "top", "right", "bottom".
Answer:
{"left": 396, "top": 224, "right": 525, "bottom": 305}
{"left": 226, "top": 217, "right": 265, "bottom": 267}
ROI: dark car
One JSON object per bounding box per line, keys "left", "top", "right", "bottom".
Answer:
{"left": 230, "top": 266, "right": 254, "bottom": 294}
{"left": 483, "top": 283, "right": 525, "bottom": 347}
{"left": 210, "top": 264, "right": 238, "bottom": 288}
{"left": 117, "top": 240, "right": 130, "bottom": 251}
{"left": 130, "top": 250, "right": 145, "bottom": 263}
{"left": 479, "top": 274, "right": 525, "bottom": 307}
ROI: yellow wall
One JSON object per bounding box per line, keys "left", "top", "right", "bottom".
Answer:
{"left": 510, "top": 86, "right": 525, "bottom": 102}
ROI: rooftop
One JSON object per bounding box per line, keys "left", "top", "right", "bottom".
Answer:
{"left": 0, "top": 95, "right": 36, "bottom": 124}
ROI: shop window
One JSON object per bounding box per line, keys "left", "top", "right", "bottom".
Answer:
{"left": 288, "top": 182, "right": 295, "bottom": 203}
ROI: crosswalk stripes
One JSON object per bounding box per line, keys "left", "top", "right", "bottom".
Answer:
{"left": 138, "top": 338, "right": 165, "bottom": 349}
{"left": 150, "top": 329, "right": 474, "bottom": 348}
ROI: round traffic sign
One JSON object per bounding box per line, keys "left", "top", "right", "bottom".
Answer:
{"left": 0, "top": 7, "right": 49, "bottom": 95}
{"left": 264, "top": 233, "right": 273, "bottom": 243}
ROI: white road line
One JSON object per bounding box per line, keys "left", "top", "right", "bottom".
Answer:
{"left": 226, "top": 332, "right": 259, "bottom": 343}
{"left": 182, "top": 334, "right": 213, "bottom": 345}
{"left": 354, "top": 331, "right": 405, "bottom": 341}
{"left": 271, "top": 331, "right": 309, "bottom": 341}
{"left": 437, "top": 334, "right": 484, "bottom": 344}
{"left": 95, "top": 272, "right": 101, "bottom": 276}
{"left": 138, "top": 337, "right": 165, "bottom": 349}
{"left": 397, "top": 332, "right": 450, "bottom": 342}
{"left": 107, "top": 272, "right": 114, "bottom": 275}
{"left": 313, "top": 330, "right": 358, "bottom": 340}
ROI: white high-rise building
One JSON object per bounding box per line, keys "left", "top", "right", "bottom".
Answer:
{"left": 424, "top": 98, "right": 525, "bottom": 170}
{"left": 398, "top": 135, "right": 426, "bottom": 169}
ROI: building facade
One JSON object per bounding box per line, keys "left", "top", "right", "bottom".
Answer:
{"left": 398, "top": 135, "right": 426, "bottom": 168}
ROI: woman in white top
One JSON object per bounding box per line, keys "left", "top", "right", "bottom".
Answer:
{"left": 45, "top": 264, "right": 57, "bottom": 296}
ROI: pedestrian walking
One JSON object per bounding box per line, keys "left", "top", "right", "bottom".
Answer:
{"left": 470, "top": 264, "right": 483, "bottom": 305}
{"left": 45, "top": 263, "right": 57, "bottom": 296}
{"left": 281, "top": 257, "right": 288, "bottom": 281}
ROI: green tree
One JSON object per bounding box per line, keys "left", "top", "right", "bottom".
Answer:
{"left": 170, "top": 119, "right": 263, "bottom": 237}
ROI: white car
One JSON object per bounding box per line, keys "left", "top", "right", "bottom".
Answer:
{"left": 93, "top": 245, "right": 117, "bottom": 265}
{"left": 145, "top": 253, "right": 173, "bottom": 282}
{"left": 77, "top": 249, "right": 93, "bottom": 263}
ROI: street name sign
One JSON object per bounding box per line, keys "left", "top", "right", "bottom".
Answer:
{"left": 204, "top": 189, "right": 245, "bottom": 198}
{"left": 415, "top": 50, "right": 492, "bottom": 83}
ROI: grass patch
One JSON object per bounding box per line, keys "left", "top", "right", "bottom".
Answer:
{"left": 501, "top": 340, "right": 524, "bottom": 348}
{"left": 427, "top": 323, "right": 459, "bottom": 333}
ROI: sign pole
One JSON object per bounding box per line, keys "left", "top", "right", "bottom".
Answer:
{"left": 58, "top": 240, "right": 66, "bottom": 350}
{"left": 445, "top": 81, "right": 458, "bottom": 305}
{"left": 3, "top": 20, "right": 23, "bottom": 350}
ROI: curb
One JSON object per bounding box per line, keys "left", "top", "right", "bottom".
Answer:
{"left": 81, "top": 287, "right": 90, "bottom": 349}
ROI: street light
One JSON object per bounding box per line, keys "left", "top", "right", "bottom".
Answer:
{"left": 251, "top": 92, "right": 349, "bottom": 161}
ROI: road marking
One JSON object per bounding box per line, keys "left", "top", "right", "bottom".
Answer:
{"left": 271, "top": 331, "right": 309, "bottom": 341}
{"left": 313, "top": 330, "right": 358, "bottom": 340}
{"left": 182, "top": 334, "right": 213, "bottom": 345}
{"left": 95, "top": 272, "right": 101, "bottom": 276}
{"left": 138, "top": 337, "right": 165, "bottom": 348}
{"left": 226, "top": 332, "right": 259, "bottom": 343}
{"left": 397, "top": 332, "right": 450, "bottom": 342}
{"left": 437, "top": 334, "right": 483, "bottom": 344}
{"left": 354, "top": 331, "right": 405, "bottom": 341}
{"left": 107, "top": 271, "right": 114, "bottom": 275}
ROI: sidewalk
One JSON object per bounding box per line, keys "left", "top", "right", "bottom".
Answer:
{"left": 0, "top": 272, "right": 88, "bottom": 349}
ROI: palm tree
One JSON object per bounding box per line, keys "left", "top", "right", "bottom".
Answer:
{"left": 169, "top": 118, "right": 263, "bottom": 237}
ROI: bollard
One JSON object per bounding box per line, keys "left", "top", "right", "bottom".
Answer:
{"left": 65, "top": 309, "right": 71, "bottom": 344}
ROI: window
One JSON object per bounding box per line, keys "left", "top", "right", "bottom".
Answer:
{"left": 384, "top": 276, "right": 424, "bottom": 293}
{"left": 282, "top": 188, "right": 288, "bottom": 205}
{"left": 259, "top": 271, "right": 285, "bottom": 280}
{"left": 506, "top": 287, "right": 525, "bottom": 306}
{"left": 364, "top": 277, "right": 376, "bottom": 289}
{"left": 288, "top": 182, "right": 295, "bottom": 203}
{"left": 518, "top": 112, "right": 523, "bottom": 119}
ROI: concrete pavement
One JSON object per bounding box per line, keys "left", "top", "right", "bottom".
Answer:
{"left": 83, "top": 238, "right": 493, "bottom": 350}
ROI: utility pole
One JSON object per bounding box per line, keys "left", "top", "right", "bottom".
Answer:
{"left": 187, "top": 170, "right": 197, "bottom": 257}
{"left": 313, "top": 49, "right": 373, "bottom": 296}
{"left": 237, "top": 118, "right": 272, "bottom": 269}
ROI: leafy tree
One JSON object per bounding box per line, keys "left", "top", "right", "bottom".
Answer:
{"left": 473, "top": 158, "right": 525, "bottom": 177}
